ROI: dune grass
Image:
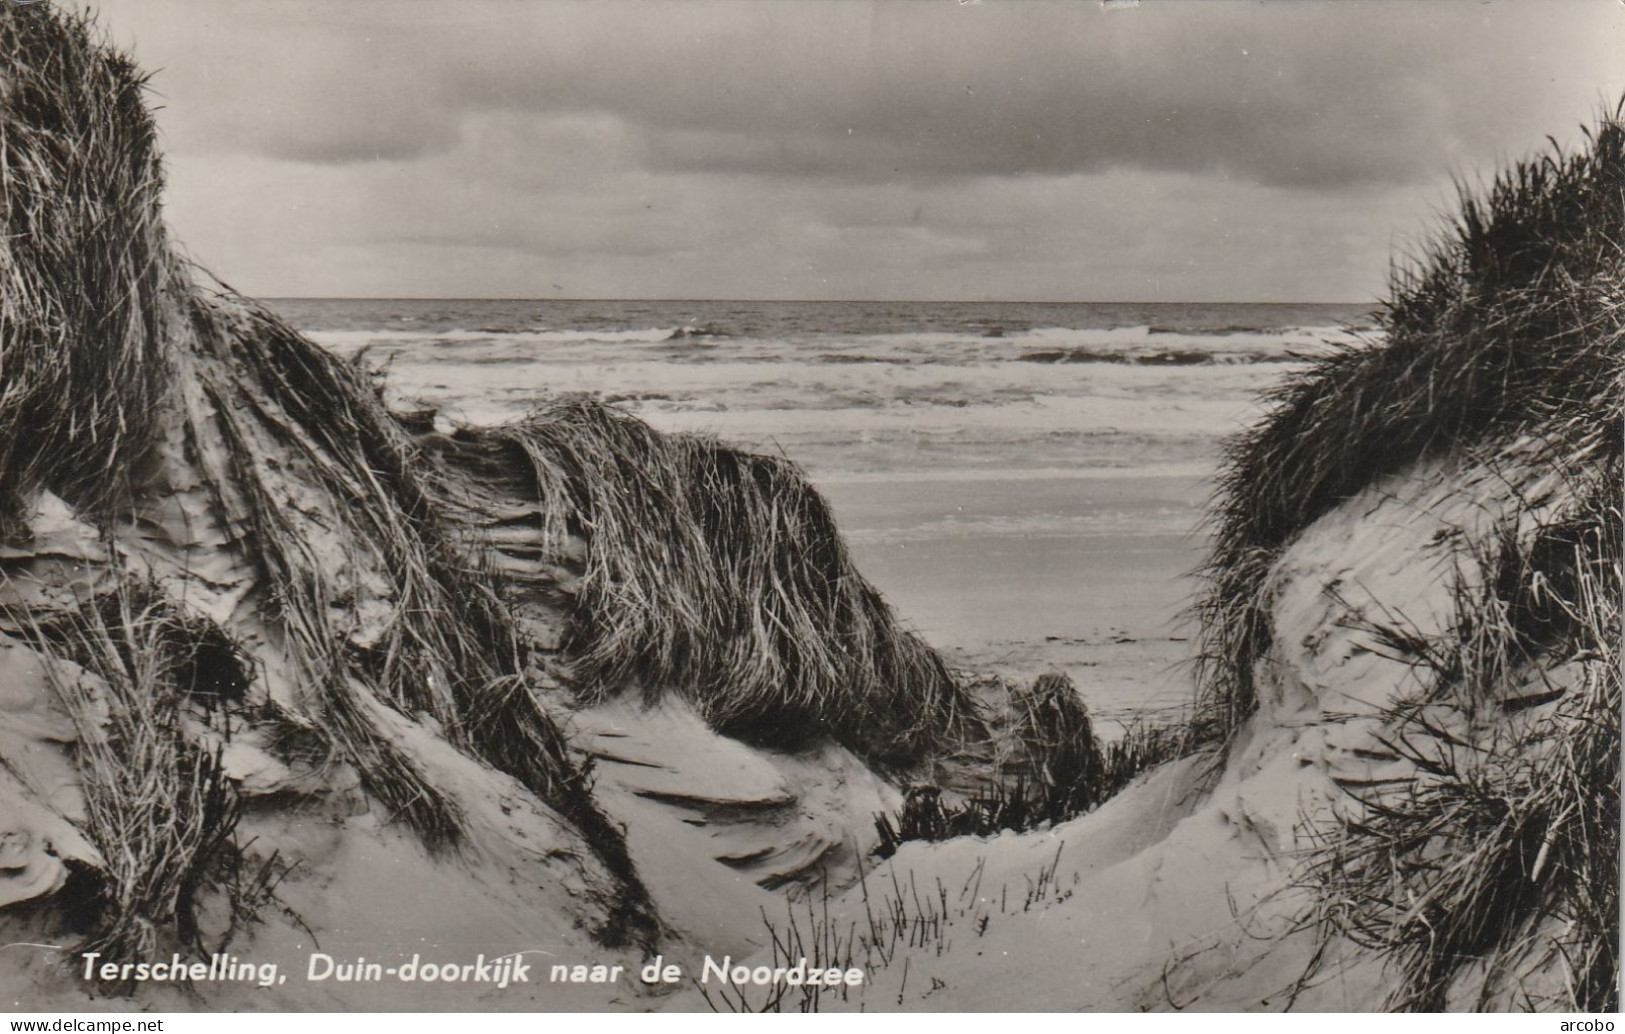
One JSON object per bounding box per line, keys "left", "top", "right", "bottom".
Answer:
{"left": 1308, "top": 485, "right": 1619, "bottom": 1011}
{"left": 0, "top": 6, "right": 658, "bottom": 951}
{"left": 0, "top": 5, "right": 178, "bottom": 530}
{"left": 1196, "top": 104, "right": 1624, "bottom": 745}
{"left": 26, "top": 584, "right": 246, "bottom": 986}
{"left": 1008, "top": 672, "right": 1103, "bottom": 824}
{"left": 704, "top": 846, "right": 1078, "bottom": 1012}
{"left": 27, "top": 582, "right": 311, "bottom": 990}
{"left": 183, "top": 296, "right": 658, "bottom": 947}
{"left": 875, "top": 672, "right": 1189, "bottom": 851}
{"left": 476, "top": 397, "right": 986, "bottom": 769}
{"left": 1185, "top": 103, "right": 1622, "bottom": 1010}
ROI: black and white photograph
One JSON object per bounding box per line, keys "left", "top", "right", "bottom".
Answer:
{"left": 0, "top": 0, "right": 1620, "bottom": 1017}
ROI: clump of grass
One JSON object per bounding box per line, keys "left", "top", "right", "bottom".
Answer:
{"left": 701, "top": 861, "right": 959, "bottom": 1013}
{"left": 473, "top": 397, "right": 986, "bottom": 769}
{"left": 1098, "top": 720, "right": 1190, "bottom": 798}
{"left": 876, "top": 672, "right": 1189, "bottom": 851}
{"left": 1009, "top": 671, "right": 1104, "bottom": 824}
{"left": 1196, "top": 103, "right": 1624, "bottom": 745}
{"left": 705, "top": 847, "right": 1078, "bottom": 1012}
{"left": 0, "top": 5, "right": 179, "bottom": 528}
{"left": 1307, "top": 485, "right": 1620, "bottom": 1011}
{"left": 698, "top": 885, "right": 866, "bottom": 1014}
{"left": 1193, "top": 100, "right": 1622, "bottom": 1010}
{"left": 874, "top": 783, "right": 1034, "bottom": 855}
{"left": 27, "top": 585, "right": 246, "bottom": 987}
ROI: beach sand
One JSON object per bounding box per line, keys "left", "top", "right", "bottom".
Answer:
{"left": 821, "top": 469, "right": 1208, "bottom": 732}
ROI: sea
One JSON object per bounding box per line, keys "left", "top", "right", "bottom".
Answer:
{"left": 273, "top": 298, "right": 1376, "bottom": 721}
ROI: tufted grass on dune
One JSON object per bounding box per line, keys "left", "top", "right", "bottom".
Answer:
{"left": 477, "top": 397, "right": 988, "bottom": 771}
{"left": 1195, "top": 103, "right": 1624, "bottom": 747}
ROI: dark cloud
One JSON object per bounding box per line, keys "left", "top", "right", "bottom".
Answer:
{"left": 122, "top": 1, "right": 1617, "bottom": 189}
{"left": 598, "top": 0, "right": 1600, "bottom": 190}
{"left": 97, "top": 0, "right": 1624, "bottom": 301}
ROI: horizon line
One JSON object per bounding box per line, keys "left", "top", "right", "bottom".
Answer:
{"left": 260, "top": 295, "right": 1374, "bottom": 306}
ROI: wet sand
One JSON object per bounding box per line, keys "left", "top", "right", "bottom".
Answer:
{"left": 819, "top": 469, "right": 1211, "bottom": 730}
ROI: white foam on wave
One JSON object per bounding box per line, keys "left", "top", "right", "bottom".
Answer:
{"left": 308, "top": 322, "right": 1368, "bottom": 378}
{"left": 1014, "top": 323, "right": 1362, "bottom": 358}
{"left": 302, "top": 318, "right": 1337, "bottom": 488}
{"left": 307, "top": 326, "right": 678, "bottom": 351}
{"left": 805, "top": 322, "right": 1362, "bottom": 360}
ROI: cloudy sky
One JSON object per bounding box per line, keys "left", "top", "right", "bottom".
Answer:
{"left": 98, "top": 1, "right": 1623, "bottom": 302}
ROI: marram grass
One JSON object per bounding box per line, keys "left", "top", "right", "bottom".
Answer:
{"left": 27, "top": 584, "right": 243, "bottom": 985}
{"left": 1193, "top": 104, "right": 1622, "bottom": 1010}
{"left": 1308, "top": 486, "right": 1620, "bottom": 1011}
{"left": 0, "top": 3, "right": 657, "bottom": 952}
{"left": 1196, "top": 103, "right": 1624, "bottom": 744}
{"left": 477, "top": 397, "right": 987, "bottom": 770}
{"left": 0, "top": 5, "right": 177, "bottom": 529}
